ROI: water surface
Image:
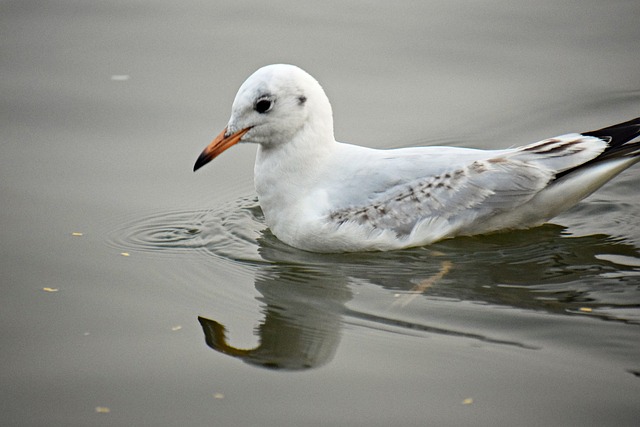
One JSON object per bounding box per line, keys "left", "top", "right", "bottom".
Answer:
{"left": 2, "top": 1, "right": 640, "bottom": 426}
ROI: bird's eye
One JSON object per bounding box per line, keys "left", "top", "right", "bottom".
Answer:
{"left": 255, "top": 97, "right": 273, "bottom": 114}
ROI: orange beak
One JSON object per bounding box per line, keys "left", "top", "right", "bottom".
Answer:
{"left": 193, "top": 127, "right": 252, "bottom": 172}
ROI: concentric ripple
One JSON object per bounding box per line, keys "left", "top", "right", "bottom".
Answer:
{"left": 106, "top": 196, "right": 267, "bottom": 263}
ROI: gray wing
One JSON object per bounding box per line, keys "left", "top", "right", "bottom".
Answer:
{"left": 328, "top": 134, "right": 607, "bottom": 235}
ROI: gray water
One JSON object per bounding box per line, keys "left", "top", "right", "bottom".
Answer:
{"left": 2, "top": 1, "right": 640, "bottom": 426}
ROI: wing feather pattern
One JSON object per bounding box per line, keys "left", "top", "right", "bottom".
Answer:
{"left": 329, "top": 134, "right": 609, "bottom": 236}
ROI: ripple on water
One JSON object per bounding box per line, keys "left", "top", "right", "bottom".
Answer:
{"left": 105, "top": 195, "right": 640, "bottom": 324}
{"left": 105, "top": 196, "right": 267, "bottom": 263}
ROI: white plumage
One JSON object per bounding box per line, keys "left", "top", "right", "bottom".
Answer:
{"left": 194, "top": 64, "right": 640, "bottom": 252}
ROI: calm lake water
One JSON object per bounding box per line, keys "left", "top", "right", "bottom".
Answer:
{"left": 2, "top": 1, "right": 640, "bottom": 426}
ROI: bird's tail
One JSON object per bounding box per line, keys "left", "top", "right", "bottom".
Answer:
{"left": 555, "top": 116, "right": 640, "bottom": 180}
{"left": 582, "top": 116, "right": 640, "bottom": 160}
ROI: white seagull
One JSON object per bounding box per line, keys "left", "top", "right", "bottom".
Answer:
{"left": 194, "top": 64, "right": 640, "bottom": 253}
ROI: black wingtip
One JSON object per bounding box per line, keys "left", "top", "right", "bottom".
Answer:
{"left": 583, "top": 116, "right": 640, "bottom": 147}
{"left": 554, "top": 116, "right": 640, "bottom": 181}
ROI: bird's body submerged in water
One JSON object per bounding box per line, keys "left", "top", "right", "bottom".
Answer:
{"left": 194, "top": 64, "right": 640, "bottom": 253}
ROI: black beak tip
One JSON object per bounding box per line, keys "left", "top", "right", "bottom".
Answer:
{"left": 193, "top": 153, "right": 209, "bottom": 172}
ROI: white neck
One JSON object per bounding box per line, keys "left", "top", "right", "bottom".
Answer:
{"left": 254, "top": 124, "right": 337, "bottom": 233}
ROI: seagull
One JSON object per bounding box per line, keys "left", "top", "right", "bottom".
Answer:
{"left": 194, "top": 64, "right": 640, "bottom": 253}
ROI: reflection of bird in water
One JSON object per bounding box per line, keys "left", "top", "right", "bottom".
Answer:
{"left": 198, "top": 310, "right": 340, "bottom": 371}
{"left": 198, "top": 257, "right": 456, "bottom": 370}
{"left": 194, "top": 64, "right": 640, "bottom": 252}
{"left": 199, "top": 268, "right": 351, "bottom": 371}
{"left": 197, "top": 226, "right": 640, "bottom": 371}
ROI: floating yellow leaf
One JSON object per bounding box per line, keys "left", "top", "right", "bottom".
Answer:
{"left": 43, "top": 287, "right": 59, "bottom": 292}
{"left": 213, "top": 393, "right": 225, "bottom": 399}
{"left": 71, "top": 232, "right": 83, "bottom": 236}
{"left": 120, "top": 252, "right": 130, "bottom": 257}
{"left": 579, "top": 307, "right": 592, "bottom": 313}
{"left": 171, "top": 325, "right": 182, "bottom": 331}
{"left": 462, "top": 398, "right": 474, "bottom": 405}
{"left": 95, "top": 406, "right": 110, "bottom": 413}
